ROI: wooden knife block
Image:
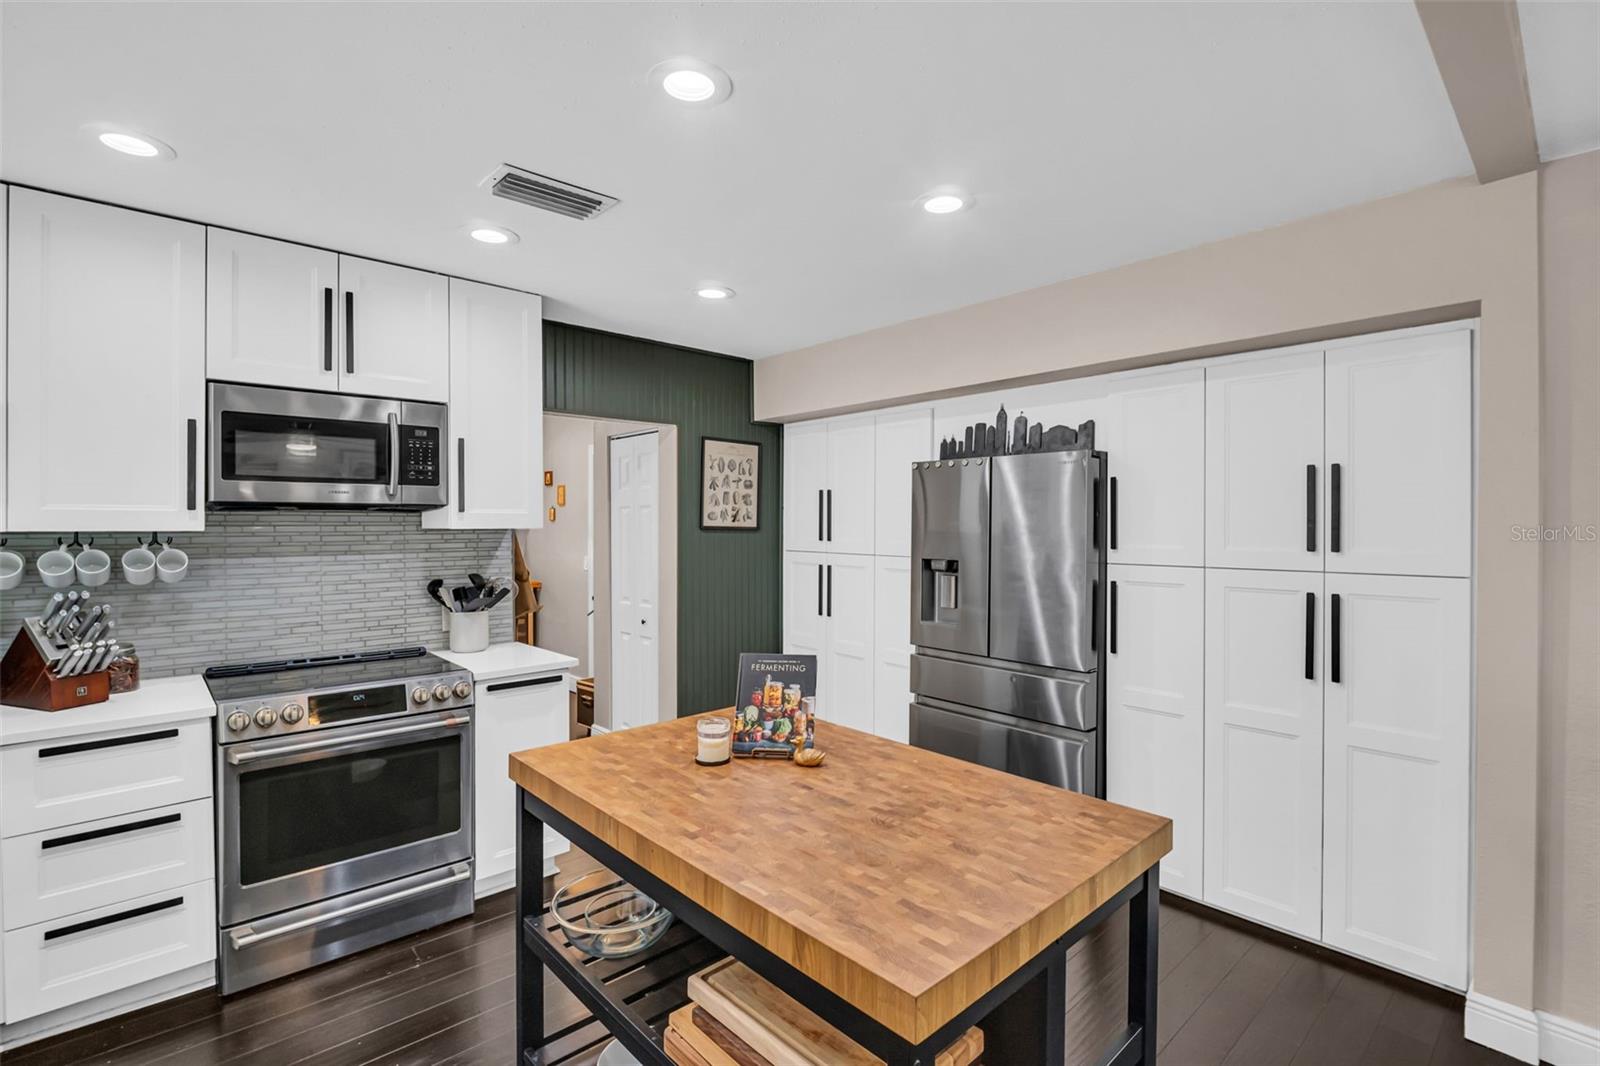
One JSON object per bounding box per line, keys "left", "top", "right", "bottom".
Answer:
{"left": 0, "top": 628, "right": 110, "bottom": 711}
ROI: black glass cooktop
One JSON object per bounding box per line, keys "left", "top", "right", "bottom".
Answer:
{"left": 203, "top": 646, "right": 459, "bottom": 702}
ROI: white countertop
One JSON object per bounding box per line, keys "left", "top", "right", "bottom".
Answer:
{"left": 0, "top": 674, "right": 215, "bottom": 747}
{"left": 433, "top": 642, "right": 579, "bottom": 682}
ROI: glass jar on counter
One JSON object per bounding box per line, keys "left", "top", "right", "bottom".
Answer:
{"left": 107, "top": 645, "right": 140, "bottom": 694}
{"left": 695, "top": 715, "right": 731, "bottom": 766}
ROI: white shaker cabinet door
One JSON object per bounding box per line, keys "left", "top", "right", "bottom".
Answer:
{"left": 782, "top": 551, "right": 829, "bottom": 713}
{"left": 473, "top": 672, "right": 569, "bottom": 892}
{"left": 1325, "top": 331, "right": 1472, "bottom": 578}
{"left": 1107, "top": 564, "right": 1204, "bottom": 899}
{"left": 1104, "top": 369, "right": 1206, "bottom": 567}
{"left": 7, "top": 190, "right": 205, "bottom": 531}
{"left": 206, "top": 229, "right": 340, "bottom": 392}
{"left": 822, "top": 553, "right": 875, "bottom": 734}
{"left": 824, "top": 416, "right": 876, "bottom": 555}
{"left": 872, "top": 556, "right": 913, "bottom": 743}
{"left": 783, "top": 421, "right": 828, "bottom": 554}
{"left": 1203, "top": 568, "right": 1324, "bottom": 938}
{"left": 423, "top": 280, "right": 543, "bottom": 529}
{"left": 1322, "top": 574, "right": 1470, "bottom": 988}
{"left": 873, "top": 408, "right": 933, "bottom": 557}
{"left": 1205, "top": 351, "right": 1324, "bottom": 571}
{"left": 1, "top": 185, "right": 7, "bottom": 534}
{"left": 337, "top": 254, "right": 449, "bottom": 402}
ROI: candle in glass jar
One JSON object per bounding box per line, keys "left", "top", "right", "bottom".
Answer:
{"left": 696, "top": 715, "right": 732, "bottom": 766}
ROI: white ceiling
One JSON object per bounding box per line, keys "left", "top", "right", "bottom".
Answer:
{"left": 0, "top": 2, "right": 1509, "bottom": 360}
{"left": 1519, "top": 0, "right": 1600, "bottom": 162}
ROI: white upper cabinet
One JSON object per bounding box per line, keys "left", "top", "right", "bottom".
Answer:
{"left": 1204, "top": 567, "right": 1324, "bottom": 938}
{"left": 1106, "top": 564, "right": 1204, "bottom": 898}
{"left": 1322, "top": 573, "right": 1470, "bottom": 988}
{"left": 873, "top": 407, "right": 933, "bottom": 557}
{"left": 1206, "top": 351, "right": 1325, "bottom": 571}
{"left": 1101, "top": 369, "right": 1205, "bottom": 567}
{"left": 783, "top": 421, "right": 828, "bottom": 553}
{"left": 824, "top": 417, "right": 876, "bottom": 555}
{"left": 1325, "top": 331, "right": 1472, "bottom": 577}
{"left": 7, "top": 190, "right": 205, "bottom": 532}
{"left": 337, "top": 254, "right": 449, "bottom": 402}
{"left": 872, "top": 555, "right": 913, "bottom": 743}
{"left": 206, "top": 229, "right": 339, "bottom": 392}
{"left": 422, "top": 280, "right": 543, "bottom": 529}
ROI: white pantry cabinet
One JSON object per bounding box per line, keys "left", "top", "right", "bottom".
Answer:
{"left": 337, "top": 254, "right": 450, "bottom": 402}
{"left": 6, "top": 190, "right": 205, "bottom": 532}
{"left": 782, "top": 416, "right": 875, "bottom": 555}
{"left": 1203, "top": 567, "right": 1324, "bottom": 938}
{"left": 873, "top": 408, "right": 934, "bottom": 557}
{"left": 1325, "top": 331, "right": 1472, "bottom": 578}
{"left": 872, "top": 556, "right": 913, "bottom": 743}
{"left": 1205, "top": 350, "right": 1324, "bottom": 572}
{"left": 1322, "top": 573, "right": 1470, "bottom": 987}
{"left": 1106, "top": 564, "right": 1204, "bottom": 899}
{"left": 782, "top": 551, "right": 874, "bottom": 734}
{"left": 472, "top": 671, "right": 569, "bottom": 893}
{"left": 423, "top": 280, "right": 544, "bottom": 530}
{"left": 1100, "top": 369, "right": 1206, "bottom": 567}
{"left": 206, "top": 228, "right": 340, "bottom": 392}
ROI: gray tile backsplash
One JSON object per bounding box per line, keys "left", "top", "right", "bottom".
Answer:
{"left": 0, "top": 512, "right": 513, "bottom": 679}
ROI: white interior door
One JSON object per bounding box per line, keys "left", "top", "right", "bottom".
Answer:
{"left": 1325, "top": 331, "right": 1473, "bottom": 578}
{"left": 1322, "top": 573, "right": 1470, "bottom": 988}
{"left": 1104, "top": 369, "right": 1206, "bottom": 567}
{"left": 1206, "top": 351, "right": 1324, "bottom": 571}
{"left": 610, "top": 432, "right": 660, "bottom": 731}
{"left": 206, "top": 228, "right": 339, "bottom": 392}
{"left": 872, "top": 556, "right": 913, "bottom": 743}
{"left": 873, "top": 408, "right": 933, "bottom": 557}
{"left": 824, "top": 417, "right": 876, "bottom": 554}
{"left": 783, "top": 420, "right": 828, "bottom": 553}
{"left": 1204, "top": 567, "right": 1324, "bottom": 938}
{"left": 1107, "top": 564, "right": 1205, "bottom": 898}
{"left": 823, "top": 554, "right": 875, "bottom": 733}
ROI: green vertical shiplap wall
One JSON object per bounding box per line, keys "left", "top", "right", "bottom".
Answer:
{"left": 543, "top": 322, "right": 782, "bottom": 715}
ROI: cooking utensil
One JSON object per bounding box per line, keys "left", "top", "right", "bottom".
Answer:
{"left": 427, "top": 578, "right": 453, "bottom": 612}
{"left": 468, "top": 573, "right": 488, "bottom": 592}
{"left": 75, "top": 605, "right": 104, "bottom": 642}
{"left": 122, "top": 542, "right": 157, "bottom": 586}
{"left": 451, "top": 585, "right": 476, "bottom": 611}
{"left": 477, "top": 587, "right": 511, "bottom": 612}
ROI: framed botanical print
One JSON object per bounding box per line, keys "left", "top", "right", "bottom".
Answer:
{"left": 701, "top": 437, "right": 761, "bottom": 530}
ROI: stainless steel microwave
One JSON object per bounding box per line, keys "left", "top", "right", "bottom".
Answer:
{"left": 208, "top": 382, "right": 447, "bottom": 509}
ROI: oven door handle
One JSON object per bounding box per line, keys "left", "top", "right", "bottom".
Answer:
{"left": 387, "top": 413, "right": 401, "bottom": 498}
{"left": 225, "top": 714, "right": 471, "bottom": 765}
{"left": 227, "top": 862, "right": 472, "bottom": 948}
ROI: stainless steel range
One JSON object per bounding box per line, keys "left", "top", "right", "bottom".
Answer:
{"left": 205, "top": 646, "right": 475, "bottom": 994}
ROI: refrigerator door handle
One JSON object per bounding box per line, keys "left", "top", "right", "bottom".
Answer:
{"left": 1304, "top": 592, "right": 1315, "bottom": 681}
{"left": 826, "top": 490, "right": 833, "bottom": 542}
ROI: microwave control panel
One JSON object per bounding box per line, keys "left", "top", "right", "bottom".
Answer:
{"left": 400, "top": 425, "right": 441, "bottom": 486}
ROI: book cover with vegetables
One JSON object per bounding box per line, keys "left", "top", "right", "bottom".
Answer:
{"left": 733, "top": 653, "right": 817, "bottom": 756}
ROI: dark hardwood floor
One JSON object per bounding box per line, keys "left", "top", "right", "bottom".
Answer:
{"left": 7, "top": 858, "right": 1515, "bottom": 1066}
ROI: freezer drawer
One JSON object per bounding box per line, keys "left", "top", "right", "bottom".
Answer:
{"left": 910, "top": 460, "right": 990, "bottom": 656}
{"left": 910, "top": 699, "right": 1097, "bottom": 796}
{"left": 910, "top": 652, "right": 1096, "bottom": 731}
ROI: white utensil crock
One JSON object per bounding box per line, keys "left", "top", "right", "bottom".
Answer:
{"left": 448, "top": 611, "right": 490, "bottom": 654}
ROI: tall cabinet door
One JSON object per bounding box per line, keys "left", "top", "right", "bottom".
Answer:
{"left": 873, "top": 408, "right": 933, "bottom": 557}
{"left": 1323, "top": 574, "right": 1469, "bottom": 988}
{"left": 824, "top": 417, "right": 876, "bottom": 554}
{"left": 872, "top": 556, "right": 913, "bottom": 743}
{"left": 338, "top": 255, "right": 449, "bottom": 402}
{"left": 783, "top": 421, "right": 828, "bottom": 553}
{"left": 1204, "top": 567, "right": 1323, "bottom": 937}
{"left": 782, "top": 552, "right": 829, "bottom": 707}
{"left": 823, "top": 554, "right": 876, "bottom": 734}
{"left": 1326, "top": 331, "right": 1472, "bottom": 578}
{"left": 7, "top": 190, "right": 205, "bottom": 532}
{"left": 423, "top": 280, "right": 543, "bottom": 529}
{"left": 1104, "top": 369, "right": 1205, "bottom": 567}
{"left": 1107, "top": 564, "right": 1204, "bottom": 898}
{"left": 206, "top": 229, "right": 339, "bottom": 392}
{"left": 1206, "top": 351, "right": 1324, "bottom": 571}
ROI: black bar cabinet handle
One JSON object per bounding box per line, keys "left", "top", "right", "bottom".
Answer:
{"left": 40, "top": 728, "right": 179, "bottom": 759}
{"left": 1109, "top": 476, "right": 1119, "bottom": 551}
{"left": 817, "top": 490, "right": 824, "bottom": 542}
{"left": 186, "top": 419, "right": 198, "bottom": 510}
{"left": 322, "top": 287, "right": 334, "bottom": 372}
{"left": 1331, "top": 463, "right": 1343, "bottom": 554}
{"left": 816, "top": 565, "right": 824, "bottom": 617}
{"left": 42, "top": 812, "right": 181, "bottom": 850}
{"left": 457, "top": 439, "right": 466, "bottom": 513}
{"left": 826, "top": 564, "right": 833, "bottom": 617}
{"left": 1305, "top": 465, "right": 1317, "bottom": 552}
{"left": 344, "top": 290, "right": 355, "bottom": 373}
{"left": 826, "top": 490, "right": 833, "bottom": 542}
{"left": 1331, "top": 593, "right": 1342, "bottom": 683}
{"left": 1110, "top": 580, "right": 1119, "bottom": 654}
{"left": 485, "top": 675, "right": 562, "bottom": 693}
{"left": 43, "top": 897, "right": 184, "bottom": 942}
{"left": 1304, "top": 592, "right": 1315, "bottom": 681}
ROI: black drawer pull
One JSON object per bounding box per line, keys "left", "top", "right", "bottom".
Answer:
{"left": 1304, "top": 592, "right": 1315, "bottom": 681}
{"left": 1109, "top": 580, "right": 1118, "bottom": 654}
{"left": 42, "top": 812, "right": 181, "bottom": 850}
{"left": 1331, "top": 593, "right": 1343, "bottom": 683}
{"left": 1331, "top": 463, "right": 1343, "bottom": 554}
{"left": 322, "top": 287, "right": 334, "bottom": 372}
{"left": 39, "top": 728, "right": 179, "bottom": 759}
{"left": 484, "top": 675, "right": 563, "bottom": 693}
{"left": 43, "top": 897, "right": 184, "bottom": 941}
{"left": 1305, "top": 465, "right": 1317, "bottom": 553}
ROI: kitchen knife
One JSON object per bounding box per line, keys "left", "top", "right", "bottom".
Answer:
{"left": 42, "top": 593, "right": 67, "bottom": 624}
{"left": 57, "top": 645, "right": 86, "bottom": 677}
{"left": 54, "top": 605, "right": 80, "bottom": 641}
{"left": 86, "top": 642, "right": 113, "bottom": 673}
{"left": 76, "top": 605, "right": 104, "bottom": 641}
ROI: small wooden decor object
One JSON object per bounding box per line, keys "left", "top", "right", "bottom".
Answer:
{"left": 0, "top": 628, "right": 110, "bottom": 711}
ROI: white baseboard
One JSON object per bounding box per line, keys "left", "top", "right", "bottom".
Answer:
{"left": 1539, "top": 1010, "right": 1600, "bottom": 1066}
{"left": 1466, "top": 990, "right": 1540, "bottom": 1063}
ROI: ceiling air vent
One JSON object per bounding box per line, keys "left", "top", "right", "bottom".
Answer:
{"left": 484, "top": 164, "right": 619, "bottom": 221}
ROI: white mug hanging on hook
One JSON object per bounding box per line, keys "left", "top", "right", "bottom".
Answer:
{"left": 121, "top": 537, "right": 158, "bottom": 586}
{"left": 154, "top": 536, "right": 189, "bottom": 584}
{"left": 0, "top": 540, "right": 23, "bottom": 591}
{"left": 36, "top": 538, "right": 76, "bottom": 589}
{"left": 72, "top": 536, "right": 111, "bottom": 587}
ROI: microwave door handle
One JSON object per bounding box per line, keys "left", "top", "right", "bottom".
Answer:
{"left": 225, "top": 714, "right": 471, "bottom": 765}
{"left": 387, "top": 413, "right": 400, "bottom": 498}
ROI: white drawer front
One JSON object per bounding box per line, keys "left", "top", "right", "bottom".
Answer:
{"left": 1, "top": 720, "right": 212, "bottom": 837}
{"left": 2, "top": 799, "right": 215, "bottom": 929}
{"left": 2, "top": 880, "right": 215, "bottom": 1023}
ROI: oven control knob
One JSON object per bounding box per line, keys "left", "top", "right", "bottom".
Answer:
{"left": 453, "top": 681, "right": 472, "bottom": 699}
{"left": 281, "top": 703, "right": 305, "bottom": 725}
{"left": 412, "top": 687, "right": 431, "bottom": 704}
{"left": 432, "top": 684, "right": 451, "bottom": 702}
{"left": 254, "top": 706, "right": 278, "bottom": 728}
{"left": 226, "top": 711, "right": 251, "bottom": 732}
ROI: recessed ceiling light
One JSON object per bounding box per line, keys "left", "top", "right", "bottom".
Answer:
{"left": 86, "top": 125, "right": 175, "bottom": 160}
{"left": 695, "top": 285, "right": 735, "bottom": 301}
{"left": 469, "top": 226, "right": 519, "bottom": 245}
{"left": 650, "top": 57, "right": 733, "bottom": 105}
{"left": 917, "top": 187, "right": 974, "bottom": 215}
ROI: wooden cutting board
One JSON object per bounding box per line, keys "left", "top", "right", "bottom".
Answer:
{"left": 687, "top": 958, "right": 983, "bottom": 1066}
{"left": 664, "top": 1023, "right": 716, "bottom": 1066}
{"left": 667, "top": 1005, "right": 768, "bottom": 1066}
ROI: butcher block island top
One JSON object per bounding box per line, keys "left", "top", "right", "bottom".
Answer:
{"left": 508, "top": 712, "right": 1171, "bottom": 1045}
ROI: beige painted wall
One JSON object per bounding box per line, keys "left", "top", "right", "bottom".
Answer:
{"left": 520, "top": 415, "right": 596, "bottom": 675}
{"left": 755, "top": 173, "right": 1545, "bottom": 1012}
{"left": 1536, "top": 149, "right": 1600, "bottom": 1028}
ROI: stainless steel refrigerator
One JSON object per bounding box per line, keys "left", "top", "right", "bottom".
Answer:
{"left": 909, "top": 420, "right": 1107, "bottom": 796}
